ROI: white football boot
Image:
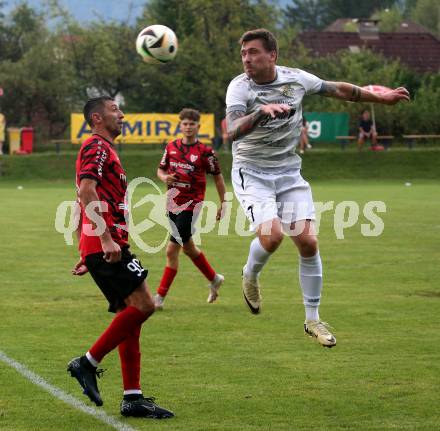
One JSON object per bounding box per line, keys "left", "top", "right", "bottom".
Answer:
{"left": 207, "top": 274, "right": 224, "bottom": 303}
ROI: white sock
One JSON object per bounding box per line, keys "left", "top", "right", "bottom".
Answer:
{"left": 244, "top": 238, "right": 272, "bottom": 280}
{"left": 305, "top": 306, "right": 319, "bottom": 321}
{"left": 85, "top": 351, "right": 99, "bottom": 367}
{"left": 299, "top": 252, "right": 322, "bottom": 321}
{"left": 123, "top": 389, "right": 143, "bottom": 396}
{"left": 211, "top": 273, "right": 221, "bottom": 285}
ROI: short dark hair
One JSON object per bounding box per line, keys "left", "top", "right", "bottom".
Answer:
{"left": 83, "top": 96, "right": 114, "bottom": 127}
{"left": 179, "top": 108, "right": 200, "bottom": 122}
{"left": 239, "top": 28, "right": 278, "bottom": 56}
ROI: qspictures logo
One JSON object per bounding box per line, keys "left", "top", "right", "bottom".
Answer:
{"left": 55, "top": 177, "right": 387, "bottom": 253}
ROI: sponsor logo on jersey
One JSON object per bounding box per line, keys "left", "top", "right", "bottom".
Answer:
{"left": 170, "top": 161, "right": 194, "bottom": 171}
{"left": 95, "top": 148, "right": 107, "bottom": 177}
{"left": 160, "top": 150, "right": 167, "bottom": 166}
{"left": 207, "top": 156, "right": 216, "bottom": 172}
{"left": 280, "top": 84, "right": 296, "bottom": 97}
{"left": 172, "top": 181, "right": 190, "bottom": 188}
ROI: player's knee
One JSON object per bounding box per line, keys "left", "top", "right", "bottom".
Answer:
{"left": 260, "top": 232, "right": 283, "bottom": 252}
{"left": 145, "top": 301, "right": 155, "bottom": 317}
{"left": 136, "top": 299, "right": 155, "bottom": 317}
{"left": 166, "top": 246, "right": 179, "bottom": 260}
{"left": 126, "top": 286, "right": 155, "bottom": 317}
{"left": 299, "top": 237, "right": 318, "bottom": 257}
{"left": 182, "top": 241, "right": 199, "bottom": 257}
{"left": 182, "top": 244, "right": 193, "bottom": 256}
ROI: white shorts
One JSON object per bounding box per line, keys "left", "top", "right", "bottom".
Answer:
{"left": 231, "top": 166, "right": 315, "bottom": 229}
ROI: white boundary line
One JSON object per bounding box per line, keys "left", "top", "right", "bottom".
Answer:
{"left": 0, "top": 350, "right": 137, "bottom": 431}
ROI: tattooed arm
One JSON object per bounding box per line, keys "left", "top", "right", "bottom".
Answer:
{"left": 318, "top": 81, "right": 410, "bottom": 105}
{"left": 226, "top": 103, "right": 291, "bottom": 141}
{"left": 226, "top": 110, "right": 264, "bottom": 142}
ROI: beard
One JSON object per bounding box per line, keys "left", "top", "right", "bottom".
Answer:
{"left": 109, "top": 123, "right": 122, "bottom": 139}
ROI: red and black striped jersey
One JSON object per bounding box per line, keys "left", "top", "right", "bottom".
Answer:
{"left": 159, "top": 139, "right": 221, "bottom": 212}
{"left": 75, "top": 134, "right": 128, "bottom": 258}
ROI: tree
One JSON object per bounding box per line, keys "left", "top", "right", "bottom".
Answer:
{"left": 284, "top": 0, "right": 330, "bottom": 31}
{"left": 0, "top": 33, "right": 78, "bottom": 137}
{"left": 0, "top": 3, "right": 81, "bottom": 137}
{"left": 393, "top": 72, "right": 440, "bottom": 133}
{"left": 323, "top": 0, "right": 397, "bottom": 22}
{"left": 127, "top": 0, "right": 280, "bottom": 119}
{"left": 284, "top": 0, "right": 399, "bottom": 30}
{"left": 0, "top": 3, "right": 46, "bottom": 61}
{"left": 372, "top": 6, "right": 404, "bottom": 32}
{"left": 64, "top": 22, "right": 142, "bottom": 99}
{"left": 411, "top": 0, "right": 440, "bottom": 36}
{"left": 1, "top": 0, "right": 437, "bottom": 142}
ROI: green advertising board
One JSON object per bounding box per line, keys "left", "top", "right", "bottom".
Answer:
{"left": 304, "top": 112, "right": 349, "bottom": 143}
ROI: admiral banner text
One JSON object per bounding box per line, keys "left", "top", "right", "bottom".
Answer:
{"left": 71, "top": 113, "right": 215, "bottom": 144}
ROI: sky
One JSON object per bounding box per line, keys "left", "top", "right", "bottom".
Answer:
{"left": 3, "top": 0, "right": 146, "bottom": 22}
{"left": 2, "top": 0, "right": 290, "bottom": 23}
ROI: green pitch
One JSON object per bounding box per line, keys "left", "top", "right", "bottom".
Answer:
{"left": 0, "top": 179, "right": 439, "bottom": 431}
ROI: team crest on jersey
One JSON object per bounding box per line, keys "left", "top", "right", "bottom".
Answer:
{"left": 190, "top": 154, "right": 198, "bottom": 163}
{"left": 280, "top": 84, "right": 295, "bottom": 97}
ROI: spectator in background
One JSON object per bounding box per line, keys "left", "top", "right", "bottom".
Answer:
{"left": 298, "top": 115, "right": 311, "bottom": 154}
{"left": 358, "top": 109, "right": 377, "bottom": 150}
{"left": 0, "top": 112, "right": 5, "bottom": 155}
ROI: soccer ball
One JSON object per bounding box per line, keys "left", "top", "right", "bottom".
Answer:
{"left": 136, "top": 25, "right": 178, "bottom": 64}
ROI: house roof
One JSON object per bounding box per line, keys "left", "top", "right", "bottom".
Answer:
{"left": 324, "top": 18, "right": 434, "bottom": 34}
{"left": 298, "top": 31, "right": 440, "bottom": 73}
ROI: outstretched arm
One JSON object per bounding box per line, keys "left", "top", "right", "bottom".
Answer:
{"left": 319, "top": 81, "right": 410, "bottom": 105}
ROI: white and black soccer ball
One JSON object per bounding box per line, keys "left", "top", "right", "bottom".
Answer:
{"left": 136, "top": 24, "right": 178, "bottom": 64}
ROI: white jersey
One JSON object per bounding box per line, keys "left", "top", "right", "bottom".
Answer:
{"left": 226, "top": 65, "right": 323, "bottom": 170}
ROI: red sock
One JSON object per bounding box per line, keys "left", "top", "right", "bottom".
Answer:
{"left": 89, "top": 306, "right": 148, "bottom": 363}
{"left": 118, "top": 325, "right": 142, "bottom": 391}
{"left": 191, "top": 252, "right": 215, "bottom": 281}
{"left": 157, "top": 266, "right": 177, "bottom": 297}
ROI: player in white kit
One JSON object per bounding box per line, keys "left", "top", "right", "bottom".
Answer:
{"left": 226, "top": 29, "right": 410, "bottom": 347}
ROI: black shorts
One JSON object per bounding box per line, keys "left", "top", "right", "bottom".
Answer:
{"left": 85, "top": 247, "right": 148, "bottom": 313}
{"left": 168, "top": 210, "right": 197, "bottom": 244}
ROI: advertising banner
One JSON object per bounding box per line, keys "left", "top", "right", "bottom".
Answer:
{"left": 304, "top": 112, "right": 349, "bottom": 143}
{"left": 71, "top": 113, "right": 215, "bottom": 144}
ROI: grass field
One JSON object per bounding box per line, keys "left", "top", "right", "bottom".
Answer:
{"left": 1, "top": 178, "right": 439, "bottom": 431}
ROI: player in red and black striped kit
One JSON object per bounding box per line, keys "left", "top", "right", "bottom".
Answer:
{"left": 154, "top": 108, "right": 227, "bottom": 310}
{"left": 67, "top": 96, "right": 173, "bottom": 419}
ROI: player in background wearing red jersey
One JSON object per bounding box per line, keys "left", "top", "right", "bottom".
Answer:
{"left": 67, "top": 96, "right": 173, "bottom": 419}
{"left": 154, "top": 108, "right": 226, "bottom": 310}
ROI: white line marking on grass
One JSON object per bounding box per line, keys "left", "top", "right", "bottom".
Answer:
{"left": 0, "top": 350, "right": 137, "bottom": 431}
